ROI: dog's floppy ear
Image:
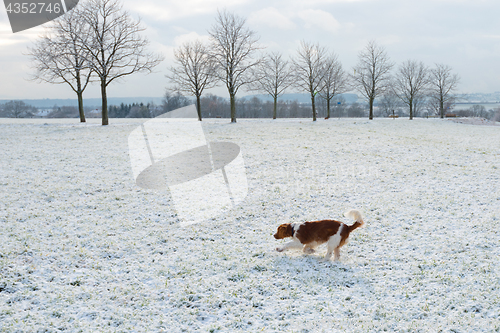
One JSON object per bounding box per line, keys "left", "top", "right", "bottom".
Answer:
{"left": 274, "top": 223, "right": 292, "bottom": 239}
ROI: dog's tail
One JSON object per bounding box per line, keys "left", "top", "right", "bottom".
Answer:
{"left": 344, "top": 209, "right": 364, "bottom": 232}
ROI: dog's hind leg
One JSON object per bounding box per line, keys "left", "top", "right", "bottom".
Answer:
{"left": 325, "top": 231, "right": 342, "bottom": 261}
{"left": 324, "top": 247, "right": 333, "bottom": 260}
{"left": 333, "top": 248, "right": 341, "bottom": 261}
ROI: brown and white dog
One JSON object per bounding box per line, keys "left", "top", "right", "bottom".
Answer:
{"left": 274, "top": 210, "right": 364, "bottom": 261}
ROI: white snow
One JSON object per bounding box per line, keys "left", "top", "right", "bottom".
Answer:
{"left": 1, "top": 117, "right": 499, "bottom": 332}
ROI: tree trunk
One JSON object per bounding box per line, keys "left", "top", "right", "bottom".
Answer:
{"left": 326, "top": 98, "right": 331, "bottom": 119}
{"left": 369, "top": 97, "right": 374, "bottom": 120}
{"left": 196, "top": 94, "right": 202, "bottom": 121}
{"left": 311, "top": 94, "right": 316, "bottom": 121}
{"left": 77, "top": 91, "right": 86, "bottom": 123}
{"left": 273, "top": 96, "right": 277, "bottom": 119}
{"left": 101, "top": 79, "right": 108, "bottom": 126}
{"left": 440, "top": 98, "right": 444, "bottom": 118}
{"left": 409, "top": 99, "right": 413, "bottom": 120}
{"left": 76, "top": 74, "right": 86, "bottom": 123}
{"left": 230, "top": 93, "right": 236, "bottom": 123}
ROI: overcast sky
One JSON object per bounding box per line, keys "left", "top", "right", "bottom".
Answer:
{"left": 1, "top": 0, "right": 500, "bottom": 100}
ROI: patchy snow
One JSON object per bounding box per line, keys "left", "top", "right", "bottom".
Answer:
{"left": 0, "top": 117, "right": 499, "bottom": 332}
{"left": 447, "top": 117, "right": 499, "bottom": 127}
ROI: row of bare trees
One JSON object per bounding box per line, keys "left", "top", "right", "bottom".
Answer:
{"left": 167, "top": 11, "right": 262, "bottom": 122}
{"left": 28, "top": 2, "right": 460, "bottom": 124}
{"left": 168, "top": 11, "right": 350, "bottom": 122}
{"left": 168, "top": 10, "right": 460, "bottom": 122}
{"left": 392, "top": 61, "right": 460, "bottom": 119}
{"left": 28, "top": 0, "right": 162, "bottom": 125}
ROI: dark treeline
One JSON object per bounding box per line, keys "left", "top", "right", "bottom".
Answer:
{"left": 199, "top": 95, "right": 500, "bottom": 120}
{"left": 103, "top": 93, "right": 368, "bottom": 119}
{"left": 51, "top": 92, "right": 364, "bottom": 119}
{"left": 2, "top": 95, "right": 500, "bottom": 120}
{"left": 19, "top": 1, "right": 500, "bottom": 123}
{"left": 0, "top": 100, "right": 38, "bottom": 118}
{"left": 198, "top": 95, "right": 366, "bottom": 119}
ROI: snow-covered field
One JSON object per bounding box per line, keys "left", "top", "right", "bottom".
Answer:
{"left": 1, "top": 117, "right": 499, "bottom": 332}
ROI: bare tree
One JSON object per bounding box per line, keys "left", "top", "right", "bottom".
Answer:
{"left": 249, "top": 52, "right": 293, "bottom": 119}
{"left": 292, "top": 41, "right": 328, "bottom": 121}
{"left": 208, "top": 10, "right": 262, "bottom": 123}
{"left": 393, "top": 60, "right": 429, "bottom": 120}
{"left": 347, "top": 102, "right": 366, "bottom": 117}
{"left": 379, "top": 91, "right": 403, "bottom": 117}
{"left": 352, "top": 41, "right": 394, "bottom": 120}
{"left": 412, "top": 94, "right": 428, "bottom": 118}
{"left": 469, "top": 104, "right": 487, "bottom": 118}
{"left": 429, "top": 64, "right": 460, "bottom": 118}
{"left": 47, "top": 106, "right": 80, "bottom": 118}
{"left": 162, "top": 91, "right": 192, "bottom": 113}
{"left": 492, "top": 108, "right": 500, "bottom": 122}
{"left": 333, "top": 95, "right": 346, "bottom": 118}
{"left": 319, "top": 53, "right": 349, "bottom": 119}
{"left": 167, "top": 40, "right": 218, "bottom": 121}
{"left": 1, "top": 100, "right": 36, "bottom": 118}
{"left": 425, "top": 96, "right": 455, "bottom": 117}
{"left": 81, "top": 0, "right": 163, "bottom": 125}
{"left": 200, "top": 94, "right": 230, "bottom": 118}
{"left": 28, "top": 8, "right": 92, "bottom": 123}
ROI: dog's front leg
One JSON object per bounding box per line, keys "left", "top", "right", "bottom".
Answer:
{"left": 276, "top": 239, "right": 302, "bottom": 252}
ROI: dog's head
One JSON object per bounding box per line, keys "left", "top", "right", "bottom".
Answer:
{"left": 274, "top": 223, "right": 293, "bottom": 239}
